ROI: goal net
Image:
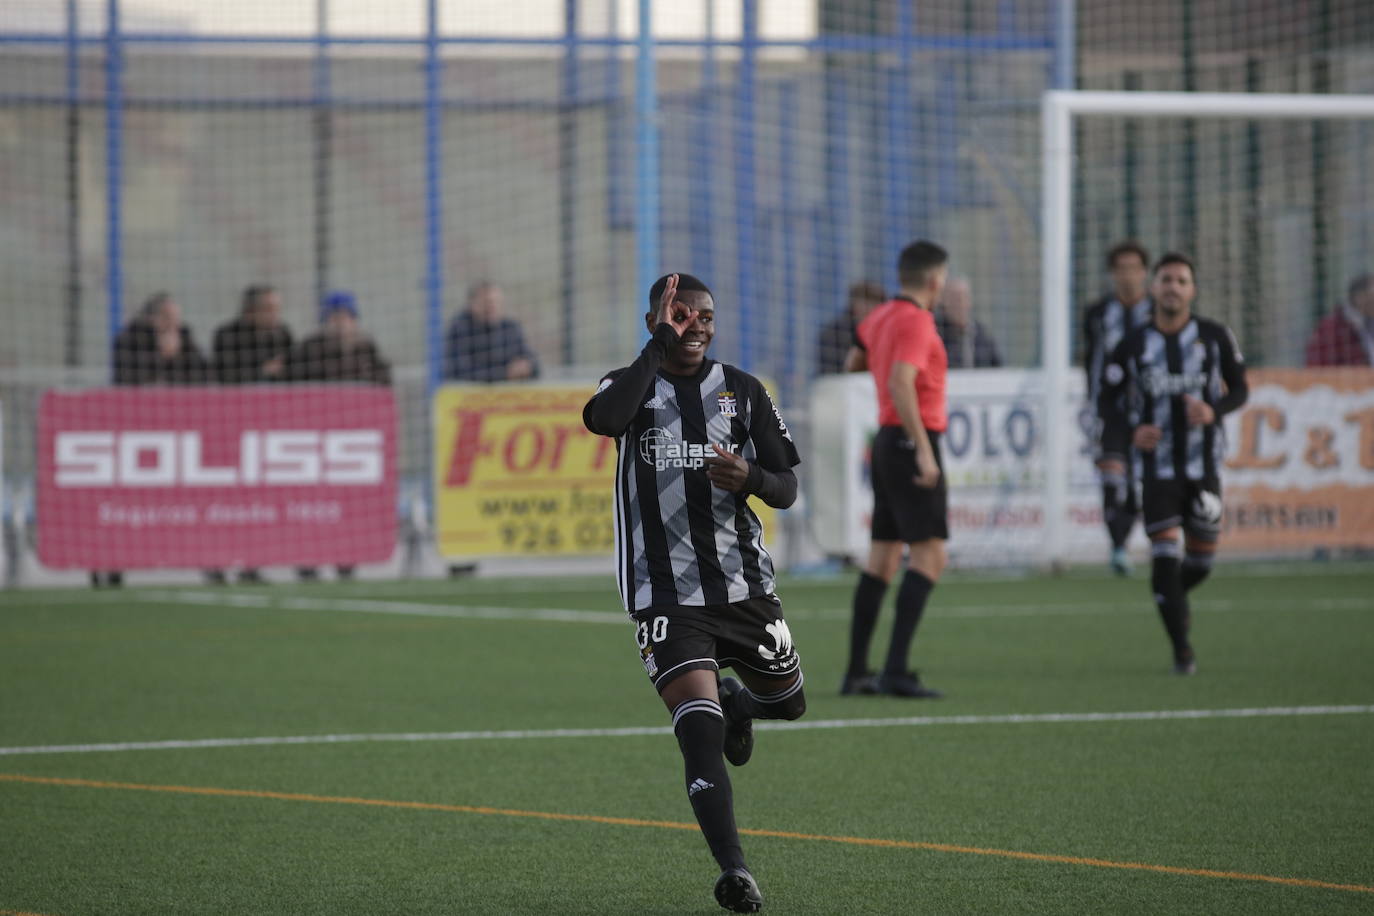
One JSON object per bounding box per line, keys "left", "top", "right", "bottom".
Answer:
{"left": 2, "top": 1, "right": 1373, "bottom": 583}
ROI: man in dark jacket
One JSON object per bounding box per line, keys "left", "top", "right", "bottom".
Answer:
{"left": 212, "top": 284, "right": 293, "bottom": 384}
{"left": 443, "top": 282, "right": 540, "bottom": 382}
{"left": 287, "top": 290, "right": 391, "bottom": 385}
{"left": 816, "top": 281, "right": 886, "bottom": 376}
{"left": 934, "top": 277, "right": 1003, "bottom": 369}
{"left": 96, "top": 292, "right": 208, "bottom": 587}
{"left": 288, "top": 290, "right": 391, "bottom": 582}
{"left": 113, "top": 292, "right": 208, "bottom": 386}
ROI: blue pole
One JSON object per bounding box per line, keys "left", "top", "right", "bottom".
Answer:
{"left": 423, "top": 0, "right": 444, "bottom": 392}
{"left": 105, "top": 0, "right": 124, "bottom": 360}
{"left": 1051, "top": 0, "right": 1075, "bottom": 90}
{"left": 688, "top": 0, "right": 715, "bottom": 283}
{"left": 778, "top": 80, "right": 798, "bottom": 398}
{"left": 634, "top": 0, "right": 660, "bottom": 334}
{"left": 733, "top": 0, "right": 758, "bottom": 369}
{"left": 65, "top": 0, "right": 82, "bottom": 368}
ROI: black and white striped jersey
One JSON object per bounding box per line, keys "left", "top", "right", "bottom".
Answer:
{"left": 1099, "top": 315, "right": 1249, "bottom": 483}
{"left": 583, "top": 328, "right": 801, "bottom": 615}
{"left": 1083, "top": 295, "right": 1153, "bottom": 405}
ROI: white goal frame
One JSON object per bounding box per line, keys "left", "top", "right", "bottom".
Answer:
{"left": 1039, "top": 90, "right": 1374, "bottom": 566}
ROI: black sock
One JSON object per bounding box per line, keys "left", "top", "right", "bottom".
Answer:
{"left": 1181, "top": 552, "right": 1213, "bottom": 592}
{"left": 882, "top": 570, "right": 935, "bottom": 675}
{"left": 847, "top": 572, "right": 888, "bottom": 675}
{"left": 1102, "top": 475, "right": 1135, "bottom": 548}
{"left": 672, "top": 699, "right": 744, "bottom": 870}
{"left": 1150, "top": 550, "right": 1192, "bottom": 660}
{"left": 726, "top": 672, "right": 807, "bottom": 722}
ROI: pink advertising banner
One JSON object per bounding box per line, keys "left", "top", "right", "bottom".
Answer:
{"left": 37, "top": 386, "right": 397, "bottom": 569}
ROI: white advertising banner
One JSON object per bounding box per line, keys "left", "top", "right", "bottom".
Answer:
{"left": 807, "top": 368, "right": 1374, "bottom": 566}
{"left": 808, "top": 370, "right": 1115, "bottom": 566}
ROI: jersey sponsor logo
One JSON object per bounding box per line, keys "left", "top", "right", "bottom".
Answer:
{"left": 54, "top": 430, "right": 384, "bottom": 488}
{"left": 638, "top": 427, "right": 738, "bottom": 471}
{"left": 1142, "top": 368, "right": 1210, "bottom": 398}
{"left": 717, "top": 392, "right": 737, "bottom": 417}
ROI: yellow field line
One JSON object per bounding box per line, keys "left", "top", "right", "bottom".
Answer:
{"left": 4, "top": 772, "right": 1371, "bottom": 896}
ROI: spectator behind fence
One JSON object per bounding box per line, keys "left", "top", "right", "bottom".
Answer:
{"left": 96, "top": 292, "right": 208, "bottom": 588}
{"left": 934, "top": 276, "right": 1003, "bottom": 369}
{"left": 1304, "top": 273, "right": 1374, "bottom": 367}
{"left": 443, "top": 281, "right": 540, "bottom": 382}
{"left": 288, "top": 290, "right": 391, "bottom": 583}
{"left": 213, "top": 284, "right": 294, "bottom": 384}
{"left": 207, "top": 284, "right": 294, "bottom": 585}
{"left": 287, "top": 290, "right": 392, "bottom": 385}
{"left": 816, "top": 281, "right": 887, "bottom": 376}
{"left": 113, "top": 291, "right": 209, "bottom": 386}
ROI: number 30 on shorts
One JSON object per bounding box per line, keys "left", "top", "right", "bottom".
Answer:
{"left": 636, "top": 616, "right": 669, "bottom": 648}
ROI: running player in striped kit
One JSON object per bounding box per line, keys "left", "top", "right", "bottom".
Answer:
{"left": 1098, "top": 253, "right": 1248, "bottom": 674}
{"left": 1083, "top": 241, "right": 1154, "bottom": 576}
{"left": 583, "top": 273, "right": 804, "bottom": 912}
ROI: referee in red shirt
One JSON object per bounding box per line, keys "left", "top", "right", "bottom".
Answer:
{"left": 841, "top": 240, "right": 950, "bottom": 699}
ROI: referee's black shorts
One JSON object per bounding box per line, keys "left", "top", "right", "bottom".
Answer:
{"left": 870, "top": 425, "right": 949, "bottom": 543}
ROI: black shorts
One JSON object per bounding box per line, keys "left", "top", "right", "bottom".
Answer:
{"left": 631, "top": 596, "right": 802, "bottom": 692}
{"left": 1141, "top": 477, "right": 1223, "bottom": 542}
{"left": 870, "top": 426, "right": 949, "bottom": 543}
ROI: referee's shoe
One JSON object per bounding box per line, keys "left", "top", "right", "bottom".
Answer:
{"left": 877, "top": 670, "right": 944, "bottom": 699}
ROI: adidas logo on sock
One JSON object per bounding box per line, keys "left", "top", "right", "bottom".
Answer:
{"left": 688, "top": 778, "right": 715, "bottom": 796}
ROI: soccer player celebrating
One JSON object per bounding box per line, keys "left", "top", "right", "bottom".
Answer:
{"left": 1099, "top": 253, "right": 1248, "bottom": 675}
{"left": 841, "top": 240, "right": 950, "bottom": 699}
{"left": 583, "top": 272, "right": 805, "bottom": 913}
{"left": 1083, "top": 241, "right": 1154, "bottom": 575}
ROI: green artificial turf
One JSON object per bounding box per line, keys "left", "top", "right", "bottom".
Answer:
{"left": 1, "top": 563, "right": 1371, "bottom": 914}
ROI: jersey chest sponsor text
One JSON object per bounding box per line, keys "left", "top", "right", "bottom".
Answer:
{"left": 637, "top": 427, "right": 737, "bottom": 471}
{"left": 1140, "top": 367, "right": 1210, "bottom": 398}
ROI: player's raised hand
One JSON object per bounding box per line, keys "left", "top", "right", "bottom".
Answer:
{"left": 1133, "top": 424, "right": 1162, "bottom": 451}
{"left": 705, "top": 443, "right": 749, "bottom": 492}
{"left": 656, "top": 273, "right": 698, "bottom": 337}
{"left": 1182, "top": 394, "right": 1215, "bottom": 427}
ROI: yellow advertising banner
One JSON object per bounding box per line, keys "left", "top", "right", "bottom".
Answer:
{"left": 432, "top": 383, "right": 778, "bottom": 558}
{"left": 1222, "top": 368, "right": 1374, "bottom": 551}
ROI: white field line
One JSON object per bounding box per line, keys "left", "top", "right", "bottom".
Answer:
{"left": 2, "top": 705, "right": 1370, "bottom": 757}
{"left": 113, "top": 590, "right": 1371, "bottom": 624}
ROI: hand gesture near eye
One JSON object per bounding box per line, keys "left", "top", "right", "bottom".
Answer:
{"left": 656, "top": 273, "right": 699, "bottom": 337}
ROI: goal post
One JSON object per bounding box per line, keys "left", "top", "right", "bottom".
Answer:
{"left": 1040, "top": 90, "right": 1374, "bottom": 566}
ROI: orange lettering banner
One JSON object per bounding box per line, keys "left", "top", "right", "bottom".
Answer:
{"left": 1222, "top": 368, "right": 1374, "bottom": 551}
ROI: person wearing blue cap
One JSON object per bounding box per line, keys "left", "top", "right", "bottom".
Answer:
{"left": 287, "top": 290, "right": 392, "bottom": 582}
{"left": 286, "top": 290, "right": 391, "bottom": 385}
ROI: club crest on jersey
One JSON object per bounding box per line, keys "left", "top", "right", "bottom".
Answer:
{"left": 717, "top": 392, "right": 738, "bottom": 418}
{"left": 639, "top": 427, "right": 738, "bottom": 471}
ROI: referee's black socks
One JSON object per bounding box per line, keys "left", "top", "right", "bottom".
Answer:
{"left": 1150, "top": 541, "right": 1192, "bottom": 661}
{"left": 848, "top": 571, "right": 888, "bottom": 675}
{"left": 672, "top": 698, "right": 745, "bottom": 871}
{"left": 883, "top": 570, "right": 935, "bottom": 676}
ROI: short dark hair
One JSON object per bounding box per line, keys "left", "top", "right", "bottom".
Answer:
{"left": 1106, "top": 240, "right": 1150, "bottom": 269}
{"left": 847, "top": 281, "right": 887, "bottom": 305}
{"left": 1348, "top": 273, "right": 1374, "bottom": 302}
{"left": 141, "top": 291, "right": 173, "bottom": 318}
{"left": 648, "top": 272, "right": 713, "bottom": 309}
{"left": 241, "top": 284, "right": 276, "bottom": 313}
{"left": 1153, "top": 252, "right": 1196, "bottom": 280}
{"left": 466, "top": 280, "right": 497, "bottom": 305}
{"left": 896, "top": 241, "right": 948, "bottom": 288}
